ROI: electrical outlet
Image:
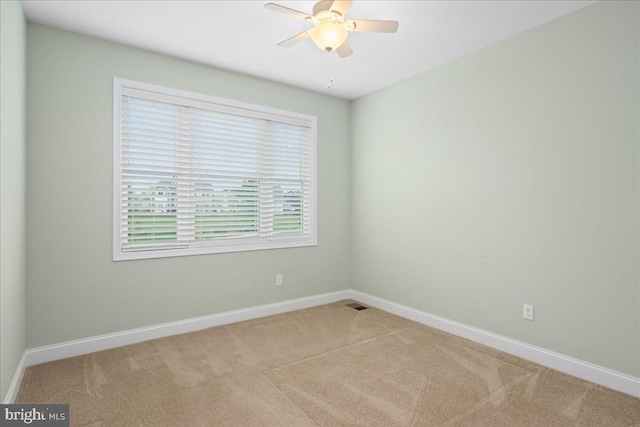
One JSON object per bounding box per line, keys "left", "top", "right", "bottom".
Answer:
{"left": 523, "top": 304, "right": 534, "bottom": 321}
{"left": 276, "top": 274, "right": 283, "bottom": 286}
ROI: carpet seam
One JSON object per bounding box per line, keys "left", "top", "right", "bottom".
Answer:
{"left": 262, "top": 325, "right": 416, "bottom": 375}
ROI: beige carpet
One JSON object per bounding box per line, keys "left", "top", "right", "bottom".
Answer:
{"left": 16, "top": 300, "right": 640, "bottom": 426}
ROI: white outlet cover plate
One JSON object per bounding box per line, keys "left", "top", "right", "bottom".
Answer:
{"left": 523, "top": 304, "right": 534, "bottom": 320}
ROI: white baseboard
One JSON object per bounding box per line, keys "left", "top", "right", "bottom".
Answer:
{"left": 24, "top": 290, "right": 351, "bottom": 367}
{"left": 350, "top": 290, "right": 640, "bottom": 398}
{"left": 10, "top": 288, "right": 638, "bottom": 400}
{"left": 3, "top": 351, "right": 27, "bottom": 404}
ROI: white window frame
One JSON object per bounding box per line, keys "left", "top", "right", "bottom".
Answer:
{"left": 113, "top": 78, "right": 317, "bottom": 261}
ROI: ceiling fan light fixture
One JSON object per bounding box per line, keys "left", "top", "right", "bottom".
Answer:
{"left": 266, "top": 1, "right": 398, "bottom": 58}
{"left": 309, "top": 23, "right": 348, "bottom": 51}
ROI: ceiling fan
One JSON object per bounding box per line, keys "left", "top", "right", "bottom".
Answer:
{"left": 265, "top": 0, "right": 399, "bottom": 58}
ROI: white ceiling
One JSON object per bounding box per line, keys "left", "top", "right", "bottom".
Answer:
{"left": 21, "top": 0, "right": 594, "bottom": 100}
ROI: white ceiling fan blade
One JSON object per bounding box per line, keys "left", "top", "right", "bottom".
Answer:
{"left": 313, "top": 0, "right": 352, "bottom": 16}
{"left": 336, "top": 40, "right": 353, "bottom": 58}
{"left": 349, "top": 19, "right": 399, "bottom": 33}
{"left": 330, "top": 0, "right": 353, "bottom": 16}
{"left": 312, "top": 0, "right": 333, "bottom": 15}
{"left": 277, "top": 30, "right": 310, "bottom": 47}
{"left": 264, "top": 3, "right": 311, "bottom": 20}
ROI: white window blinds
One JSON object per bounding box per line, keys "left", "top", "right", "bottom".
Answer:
{"left": 113, "top": 79, "right": 316, "bottom": 260}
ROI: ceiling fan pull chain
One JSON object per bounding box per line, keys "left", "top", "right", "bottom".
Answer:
{"left": 327, "top": 52, "right": 334, "bottom": 89}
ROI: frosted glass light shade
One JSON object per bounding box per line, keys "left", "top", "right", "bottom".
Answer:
{"left": 309, "top": 23, "right": 348, "bottom": 51}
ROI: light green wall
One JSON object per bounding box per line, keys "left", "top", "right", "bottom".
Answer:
{"left": 351, "top": 1, "right": 639, "bottom": 377}
{"left": 26, "top": 24, "right": 351, "bottom": 347}
{"left": 1, "top": 0, "right": 27, "bottom": 401}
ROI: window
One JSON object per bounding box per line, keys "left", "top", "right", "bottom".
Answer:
{"left": 113, "top": 78, "right": 317, "bottom": 260}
